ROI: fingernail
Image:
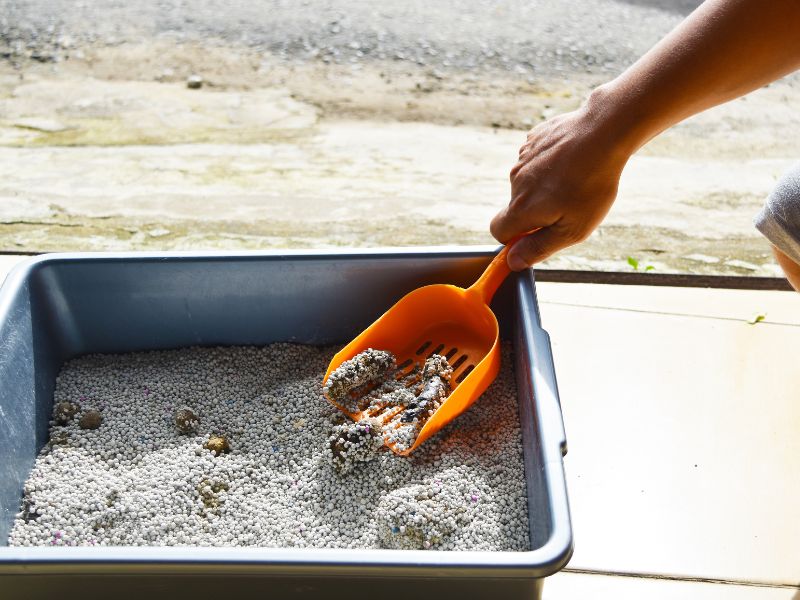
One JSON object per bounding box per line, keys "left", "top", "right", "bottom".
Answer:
{"left": 508, "top": 251, "right": 527, "bottom": 271}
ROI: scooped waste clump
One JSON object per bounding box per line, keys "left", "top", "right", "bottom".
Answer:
{"left": 386, "top": 354, "right": 453, "bottom": 452}
{"left": 323, "top": 349, "right": 454, "bottom": 456}
{"left": 323, "top": 349, "right": 396, "bottom": 413}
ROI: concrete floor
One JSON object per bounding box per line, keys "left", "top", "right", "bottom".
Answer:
{"left": 536, "top": 282, "right": 800, "bottom": 598}
{"left": 1, "top": 255, "right": 797, "bottom": 598}
{"left": 2, "top": 59, "right": 799, "bottom": 276}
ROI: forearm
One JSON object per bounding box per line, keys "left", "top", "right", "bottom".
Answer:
{"left": 774, "top": 247, "right": 800, "bottom": 292}
{"left": 588, "top": 0, "right": 800, "bottom": 156}
{"left": 492, "top": 0, "right": 800, "bottom": 268}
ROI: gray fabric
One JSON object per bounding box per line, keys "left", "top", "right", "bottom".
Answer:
{"left": 754, "top": 161, "right": 800, "bottom": 266}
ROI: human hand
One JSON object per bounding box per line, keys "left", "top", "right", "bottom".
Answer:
{"left": 493, "top": 0, "right": 800, "bottom": 271}
{"left": 490, "top": 95, "right": 634, "bottom": 270}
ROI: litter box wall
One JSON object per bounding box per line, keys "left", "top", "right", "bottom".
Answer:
{"left": 0, "top": 249, "right": 572, "bottom": 600}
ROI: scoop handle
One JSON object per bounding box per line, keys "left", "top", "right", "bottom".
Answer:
{"left": 467, "top": 235, "right": 524, "bottom": 304}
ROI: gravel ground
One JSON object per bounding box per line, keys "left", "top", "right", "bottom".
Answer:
{"left": 8, "top": 342, "right": 530, "bottom": 551}
{"left": 0, "top": 0, "right": 700, "bottom": 76}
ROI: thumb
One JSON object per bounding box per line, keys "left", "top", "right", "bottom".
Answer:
{"left": 507, "top": 227, "right": 568, "bottom": 270}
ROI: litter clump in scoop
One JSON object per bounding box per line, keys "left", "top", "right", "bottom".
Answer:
{"left": 323, "top": 349, "right": 396, "bottom": 413}
{"left": 401, "top": 354, "right": 453, "bottom": 424}
{"left": 324, "top": 349, "right": 454, "bottom": 457}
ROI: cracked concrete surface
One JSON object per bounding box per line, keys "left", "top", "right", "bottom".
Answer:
{"left": 1, "top": 44, "right": 799, "bottom": 276}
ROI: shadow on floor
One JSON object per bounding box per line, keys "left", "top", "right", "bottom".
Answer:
{"left": 615, "top": 0, "right": 703, "bottom": 15}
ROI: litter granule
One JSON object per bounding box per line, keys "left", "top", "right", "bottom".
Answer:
{"left": 8, "top": 343, "right": 530, "bottom": 551}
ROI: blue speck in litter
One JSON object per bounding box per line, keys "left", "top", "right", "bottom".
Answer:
{"left": 272, "top": 445, "right": 279, "bottom": 452}
{"left": 226, "top": 399, "right": 235, "bottom": 406}
{"left": 392, "top": 527, "right": 400, "bottom": 534}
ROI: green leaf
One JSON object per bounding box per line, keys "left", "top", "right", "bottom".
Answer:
{"left": 747, "top": 312, "right": 766, "bottom": 325}
{"left": 627, "top": 256, "right": 639, "bottom": 270}
{"left": 644, "top": 265, "right": 655, "bottom": 272}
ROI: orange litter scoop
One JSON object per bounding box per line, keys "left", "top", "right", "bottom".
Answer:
{"left": 323, "top": 241, "right": 521, "bottom": 456}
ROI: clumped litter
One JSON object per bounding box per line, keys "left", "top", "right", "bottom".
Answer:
{"left": 323, "top": 348, "right": 396, "bottom": 413}
{"left": 78, "top": 410, "right": 102, "bottom": 430}
{"left": 53, "top": 401, "right": 79, "bottom": 425}
{"left": 203, "top": 434, "right": 231, "bottom": 455}
{"left": 174, "top": 407, "right": 200, "bottom": 434}
{"left": 324, "top": 349, "right": 454, "bottom": 455}
{"left": 8, "top": 343, "right": 529, "bottom": 551}
{"left": 326, "top": 416, "right": 385, "bottom": 475}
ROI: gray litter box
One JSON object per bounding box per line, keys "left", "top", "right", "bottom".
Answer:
{"left": 0, "top": 248, "right": 572, "bottom": 600}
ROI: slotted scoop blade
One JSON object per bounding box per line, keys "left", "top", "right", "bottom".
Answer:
{"left": 323, "top": 243, "right": 516, "bottom": 456}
